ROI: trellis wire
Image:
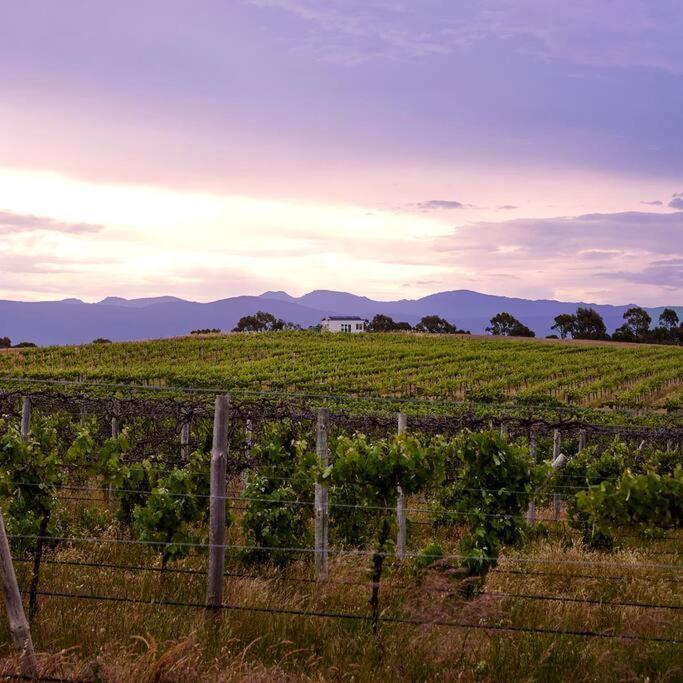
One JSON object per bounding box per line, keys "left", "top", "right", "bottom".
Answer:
{"left": 12, "top": 557, "right": 683, "bottom": 610}
{"left": 8, "top": 534, "right": 683, "bottom": 570}
{"left": 19, "top": 589, "right": 683, "bottom": 645}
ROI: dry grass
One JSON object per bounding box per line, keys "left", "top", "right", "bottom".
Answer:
{"left": 0, "top": 497, "right": 681, "bottom": 682}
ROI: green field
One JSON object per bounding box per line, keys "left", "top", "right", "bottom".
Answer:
{"left": 1, "top": 332, "right": 681, "bottom": 410}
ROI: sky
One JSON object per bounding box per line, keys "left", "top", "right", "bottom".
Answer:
{"left": 1, "top": 0, "right": 682, "bottom": 306}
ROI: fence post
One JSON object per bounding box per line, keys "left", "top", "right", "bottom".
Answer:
{"left": 20, "top": 397, "right": 31, "bottom": 442}
{"left": 396, "top": 413, "right": 408, "bottom": 560}
{"left": 206, "top": 395, "right": 229, "bottom": 612}
{"left": 0, "top": 508, "right": 38, "bottom": 678}
{"left": 314, "top": 408, "right": 329, "bottom": 578}
{"left": 500, "top": 422, "right": 508, "bottom": 438}
{"left": 79, "top": 405, "right": 87, "bottom": 428}
{"left": 526, "top": 431, "right": 537, "bottom": 524}
{"left": 180, "top": 419, "right": 191, "bottom": 462}
{"left": 245, "top": 419, "right": 253, "bottom": 448}
{"left": 552, "top": 429, "right": 561, "bottom": 521}
{"left": 578, "top": 429, "right": 586, "bottom": 452}
{"left": 109, "top": 412, "right": 120, "bottom": 507}
{"left": 244, "top": 419, "right": 254, "bottom": 487}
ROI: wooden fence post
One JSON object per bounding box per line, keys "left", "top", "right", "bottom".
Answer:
{"left": 552, "top": 429, "right": 562, "bottom": 521}
{"left": 314, "top": 408, "right": 329, "bottom": 578}
{"left": 109, "top": 412, "right": 120, "bottom": 507}
{"left": 578, "top": 429, "right": 586, "bottom": 452}
{"left": 0, "top": 508, "right": 38, "bottom": 678}
{"left": 245, "top": 419, "right": 253, "bottom": 448}
{"left": 180, "top": 419, "right": 191, "bottom": 462}
{"left": 500, "top": 422, "right": 508, "bottom": 438}
{"left": 206, "top": 395, "right": 229, "bottom": 611}
{"left": 79, "top": 405, "right": 87, "bottom": 428}
{"left": 396, "top": 413, "right": 408, "bottom": 560}
{"left": 526, "top": 432, "right": 537, "bottom": 524}
{"left": 20, "top": 397, "right": 31, "bottom": 442}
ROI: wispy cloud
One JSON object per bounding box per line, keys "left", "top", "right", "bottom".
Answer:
{"left": 640, "top": 200, "right": 663, "bottom": 206}
{"left": 414, "top": 200, "right": 465, "bottom": 211}
{"left": 0, "top": 210, "right": 104, "bottom": 235}
{"left": 250, "top": 0, "right": 683, "bottom": 73}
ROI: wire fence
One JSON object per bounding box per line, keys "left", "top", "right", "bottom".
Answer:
{"left": 1, "top": 381, "right": 681, "bottom": 669}
{"left": 16, "top": 589, "right": 683, "bottom": 645}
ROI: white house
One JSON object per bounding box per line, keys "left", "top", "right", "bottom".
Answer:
{"left": 321, "top": 316, "right": 368, "bottom": 333}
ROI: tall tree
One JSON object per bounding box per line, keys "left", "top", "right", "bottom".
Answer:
{"left": 367, "top": 314, "right": 411, "bottom": 332}
{"left": 486, "top": 312, "right": 535, "bottom": 337}
{"left": 0, "top": 337, "right": 10, "bottom": 349}
{"left": 622, "top": 306, "right": 651, "bottom": 339}
{"left": 572, "top": 307, "right": 608, "bottom": 340}
{"left": 659, "top": 308, "right": 680, "bottom": 331}
{"left": 551, "top": 314, "right": 575, "bottom": 339}
{"left": 232, "top": 311, "right": 287, "bottom": 332}
{"left": 415, "top": 315, "right": 456, "bottom": 334}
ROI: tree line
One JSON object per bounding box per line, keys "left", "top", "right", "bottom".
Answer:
{"left": 0, "top": 337, "right": 37, "bottom": 349}
{"left": 550, "top": 306, "right": 681, "bottom": 344}
{"left": 229, "top": 307, "right": 682, "bottom": 345}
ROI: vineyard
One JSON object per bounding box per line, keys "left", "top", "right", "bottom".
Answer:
{"left": 0, "top": 385, "right": 681, "bottom": 681}
{"left": 0, "top": 332, "right": 681, "bottom": 413}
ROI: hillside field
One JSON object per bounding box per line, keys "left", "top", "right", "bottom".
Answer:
{"left": 1, "top": 332, "right": 681, "bottom": 411}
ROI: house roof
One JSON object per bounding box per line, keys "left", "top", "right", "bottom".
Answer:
{"left": 322, "top": 316, "right": 367, "bottom": 321}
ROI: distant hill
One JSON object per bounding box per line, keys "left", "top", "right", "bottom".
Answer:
{"left": 0, "top": 290, "right": 680, "bottom": 346}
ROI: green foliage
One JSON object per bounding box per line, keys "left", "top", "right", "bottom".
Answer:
{"left": 242, "top": 421, "right": 316, "bottom": 566}
{"left": 435, "top": 431, "right": 547, "bottom": 577}
{"left": 131, "top": 450, "right": 213, "bottom": 566}
{"left": 572, "top": 466, "right": 683, "bottom": 549}
{"left": 117, "top": 461, "right": 153, "bottom": 527}
{"left": 1, "top": 331, "right": 681, "bottom": 417}
{"left": 412, "top": 540, "right": 444, "bottom": 572}
{"left": 0, "top": 419, "right": 65, "bottom": 553}
{"left": 326, "top": 432, "right": 443, "bottom": 546}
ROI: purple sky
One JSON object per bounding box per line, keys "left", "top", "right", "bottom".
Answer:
{"left": 0, "top": 1, "right": 682, "bottom": 305}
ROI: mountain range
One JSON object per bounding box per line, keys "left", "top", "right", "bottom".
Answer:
{"left": 1, "top": 290, "right": 681, "bottom": 346}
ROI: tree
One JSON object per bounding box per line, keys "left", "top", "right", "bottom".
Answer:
{"left": 659, "top": 308, "right": 679, "bottom": 331}
{"left": 486, "top": 312, "right": 535, "bottom": 337}
{"left": 486, "top": 312, "right": 517, "bottom": 336}
{"left": 572, "top": 307, "right": 608, "bottom": 340}
{"left": 232, "top": 311, "right": 286, "bottom": 332}
{"left": 368, "top": 314, "right": 412, "bottom": 332}
{"left": 512, "top": 323, "right": 536, "bottom": 338}
{"left": 611, "top": 324, "right": 636, "bottom": 343}
{"left": 551, "top": 314, "right": 575, "bottom": 339}
{"left": 368, "top": 314, "right": 397, "bottom": 332}
{"left": 0, "top": 337, "right": 10, "bottom": 349}
{"left": 415, "top": 315, "right": 456, "bottom": 334}
{"left": 622, "top": 306, "right": 651, "bottom": 340}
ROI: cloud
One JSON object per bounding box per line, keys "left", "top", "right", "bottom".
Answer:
{"left": 598, "top": 259, "right": 683, "bottom": 288}
{"left": 414, "top": 200, "right": 465, "bottom": 211}
{"left": 250, "top": 0, "right": 683, "bottom": 73}
{"left": 669, "top": 197, "right": 683, "bottom": 209}
{"left": 498, "top": 205, "right": 518, "bottom": 210}
{"left": 640, "top": 200, "right": 663, "bottom": 205}
{"left": 429, "top": 209, "right": 683, "bottom": 304}
{"left": 437, "top": 210, "right": 683, "bottom": 257}
{"left": 0, "top": 210, "right": 104, "bottom": 235}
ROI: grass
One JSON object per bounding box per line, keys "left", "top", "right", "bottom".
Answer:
{"left": 1, "top": 491, "right": 681, "bottom": 682}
